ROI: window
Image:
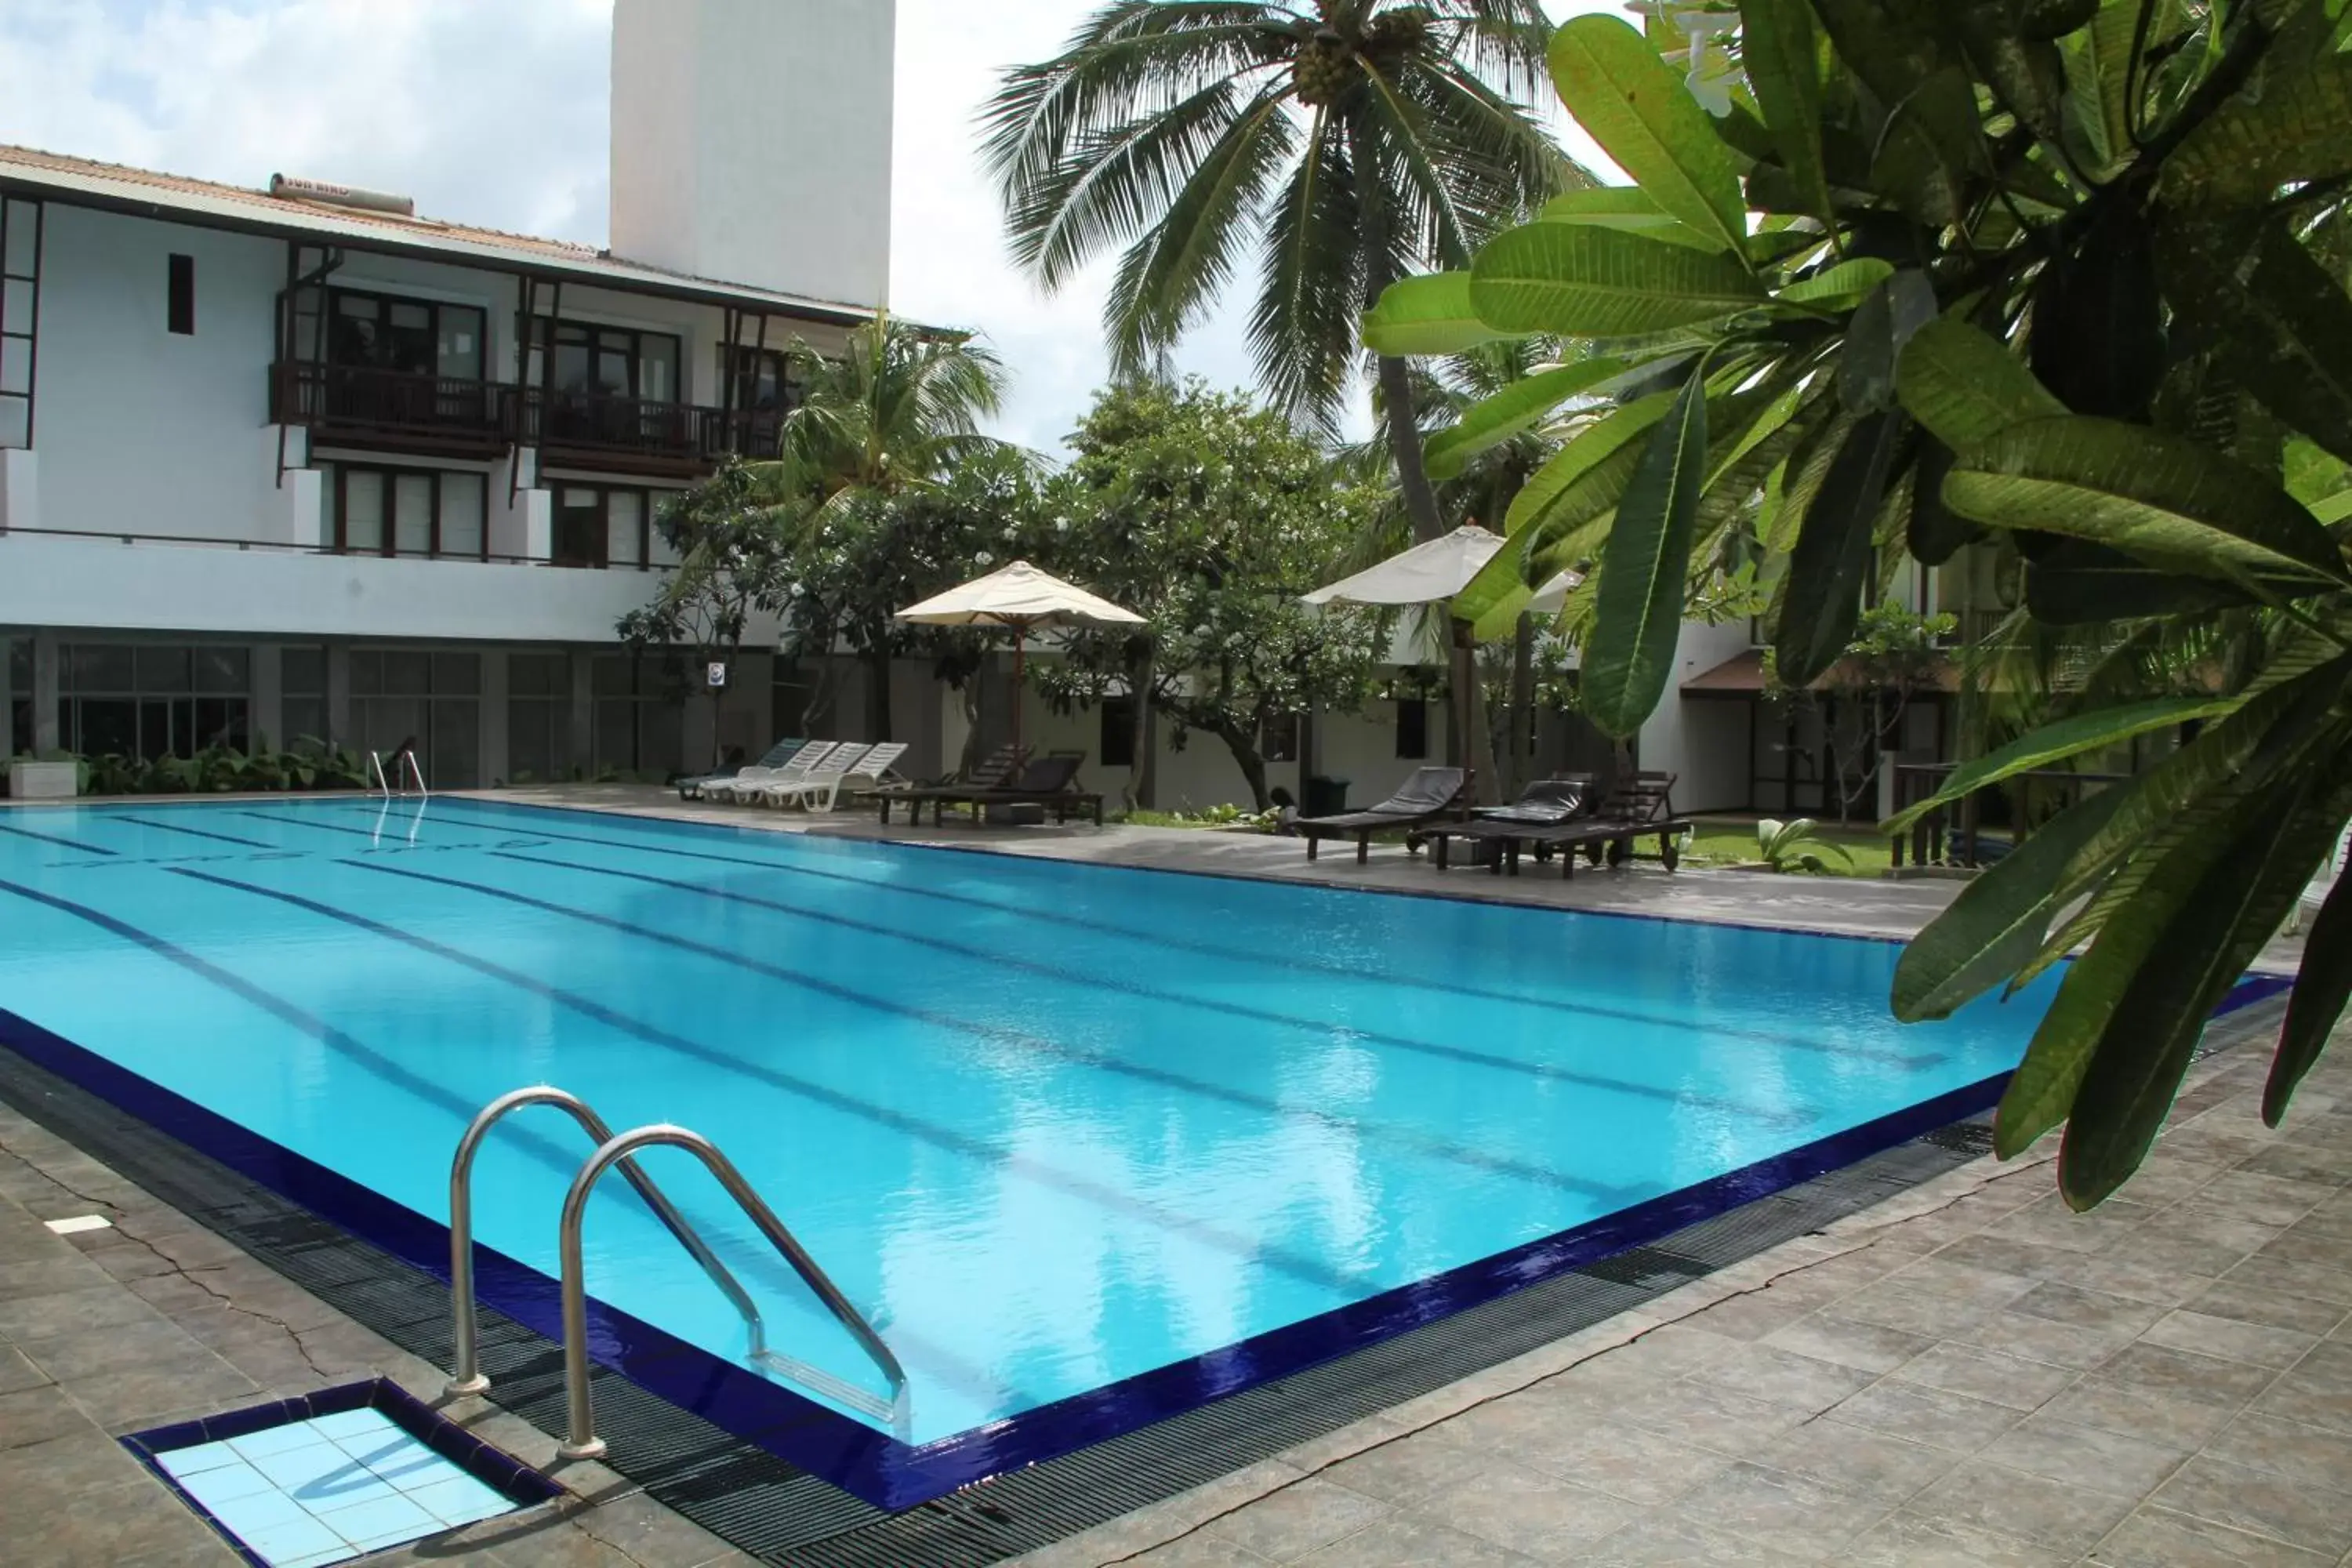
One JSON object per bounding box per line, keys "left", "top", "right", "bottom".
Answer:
{"left": 532, "top": 318, "right": 681, "bottom": 404}
{"left": 349, "top": 649, "right": 480, "bottom": 787}
{"left": 506, "top": 652, "right": 572, "bottom": 782}
{"left": 327, "top": 289, "right": 485, "bottom": 379}
{"left": 166, "top": 253, "right": 194, "bottom": 335}
{"left": 1396, "top": 696, "right": 1428, "bottom": 760}
{"left": 57, "top": 642, "right": 249, "bottom": 760}
{"left": 1100, "top": 696, "right": 1137, "bottom": 769}
{"left": 1261, "top": 713, "right": 1301, "bottom": 764}
{"left": 319, "top": 463, "right": 487, "bottom": 559}
{"left": 724, "top": 345, "right": 800, "bottom": 414}
{"left": 590, "top": 654, "right": 684, "bottom": 778}
{"left": 552, "top": 484, "right": 655, "bottom": 569}
{"left": 281, "top": 645, "right": 328, "bottom": 748}
{"left": 7, "top": 637, "right": 29, "bottom": 757}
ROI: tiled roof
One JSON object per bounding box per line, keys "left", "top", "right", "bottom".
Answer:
{"left": 0, "top": 143, "right": 878, "bottom": 322}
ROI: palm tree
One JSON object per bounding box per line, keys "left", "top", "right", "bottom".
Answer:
{"left": 659, "top": 320, "right": 1018, "bottom": 741}
{"left": 984, "top": 0, "right": 1575, "bottom": 550}
{"left": 771, "top": 318, "right": 1011, "bottom": 522}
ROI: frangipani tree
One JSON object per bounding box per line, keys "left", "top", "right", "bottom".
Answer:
{"left": 1369, "top": 0, "right": 2352, "bottom": 1207}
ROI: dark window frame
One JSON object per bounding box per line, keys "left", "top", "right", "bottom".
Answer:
{"left": 531, "top": 316, "right": 684, "bottom": 405}
{"left": 550, "top": 481, "right": 657, "bottom": 570}
{"left": 324, "top": 286, "right": 488, "bottom": 381}
{"left": 56, "top": 641, "right": 251, "bottom": 760}
{"left": 1396, "top": 696, "right": 1429, "bottom": 760}
{"left": 324, "top": 461, "right": 490, "bottom": 561}
{"left": 1099, "top": 695, "right": 1138, "bottom": 769}
{"left": 166, "top": 253, "right": 194, "bottom": 335}
{"left": 723, "top": 344, "right": 802, "bottom": 413}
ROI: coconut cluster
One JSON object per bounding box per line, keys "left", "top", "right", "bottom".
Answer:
{"left": 1290, "top": 6, "right": 1435, "bottom": 107}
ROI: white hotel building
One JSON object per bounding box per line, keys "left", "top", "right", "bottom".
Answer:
{"left": 0, "top": 0, "right": 1953, "bottom": 816}
{"left": 0, "top": 0, "right": 902, "bottom": 790}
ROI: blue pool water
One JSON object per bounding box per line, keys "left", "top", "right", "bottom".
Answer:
{"left": 0, "top": 797, "right": 2060, "bottom": 1497}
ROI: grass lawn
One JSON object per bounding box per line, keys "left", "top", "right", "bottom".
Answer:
{"left": 1679, "top": 815, "right": 1890, "bottom": 877}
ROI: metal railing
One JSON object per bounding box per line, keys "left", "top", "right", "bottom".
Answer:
{"left": 556, "top": 1123, "right": 907, "bottom": 1459}
{"left": 365, "top": 750, "right": 428, "bottom": 798}
{"left": 444, "top": 1087, "right": 765, "bottom": 1399}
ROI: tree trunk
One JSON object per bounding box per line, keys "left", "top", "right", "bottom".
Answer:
{"left": 1511, "top": 614, "right": 1537, "bottom": 797}
{"left": 863, "top": 642, "right": 892, "bottom": 740}
{"left": 1214, "top": 724, "right": 1272, "bottom": 811}
{"left": 1128, "top": 654, "right": 1158, "bottom": 811}
{"left": 1346, "top": 112, "right": 1495, "bottom": 801}
{"left": 1375, "top": 354, "right": 1446, "bottom": 546}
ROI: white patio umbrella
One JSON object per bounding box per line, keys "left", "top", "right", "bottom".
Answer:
{"left": 1301, "top": 525, "right": 1579, "bottom": 797}
{"left": 894, "top": 559, "right": 1145, "bottom": 754}
{"left": 1301, "top": 524, "right": 1579, "bottom": 612}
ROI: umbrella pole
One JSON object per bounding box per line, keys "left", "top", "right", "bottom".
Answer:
{"left": 1011, "top": 633, "right": 1025, "bottom": 757}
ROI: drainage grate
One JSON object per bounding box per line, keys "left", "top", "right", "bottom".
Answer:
{"left": 0, "top": 997, "right": 2287, "bottom": 1565}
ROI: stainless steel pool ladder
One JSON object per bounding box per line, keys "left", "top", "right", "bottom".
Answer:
{"left": 366, "top": 750, "right": 428, "bottom": 797}
{"left": 443, "top": 1089, "right": 907, "bottom": 1461}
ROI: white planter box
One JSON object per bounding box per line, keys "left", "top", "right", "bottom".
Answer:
{"left": 7, "top": 760, "right": 78, "bottom": 800}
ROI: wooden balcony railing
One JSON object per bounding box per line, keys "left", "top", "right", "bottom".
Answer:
{"left": 269, "top": 361, "right": 508, "bottom": 457}
{"left": 270, "top": 364, "right": 787, "bottom": 474}
{"left": 513, "top": 388, "right": 782, "bottom": 476}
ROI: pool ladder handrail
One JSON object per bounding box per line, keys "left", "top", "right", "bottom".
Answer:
{"left": 556, "top": 1123, "right": 908, "bottom": 1460}
{"left": 366, "top": 750, "right": 429, "bottom": 797}
{"left": 445, "top": 1087, "right": 766, "bottom": 1399}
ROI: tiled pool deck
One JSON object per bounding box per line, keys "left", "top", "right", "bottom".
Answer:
{"left": 0, "top": 786, "right": 2342, "bottom": 1565}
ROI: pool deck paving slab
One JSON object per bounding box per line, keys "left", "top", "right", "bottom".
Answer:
{"left": 0, "top": 784, "right": 2342, "bottom": 1565}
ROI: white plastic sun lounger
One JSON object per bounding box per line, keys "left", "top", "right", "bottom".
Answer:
{"left": 756, "top": 744, "right": 873, "bottom": 811}
{"left": 708, "top": 741, "right": 837, "bottom": 804}
{"left": 768, "top": 742, "right": 908, "bottom": 812}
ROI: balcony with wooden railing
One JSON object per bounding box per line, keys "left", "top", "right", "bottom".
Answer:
{"left": 512, "top": 387, "right": 783, "bottom": 477}
{"left": 269, "top": 362, "right": 509, "bottom": 459}
{"left": 271, "top": 364, "right": 789, "bottom": 476}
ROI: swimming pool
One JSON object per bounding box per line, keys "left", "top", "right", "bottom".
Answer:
{"left": 0, "top": 797, "right": 2063, "bottom": 1505}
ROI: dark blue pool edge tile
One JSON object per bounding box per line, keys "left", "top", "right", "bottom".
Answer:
{"left": 0, "top": 973, "right": 2288, "bottom": 1512}
{"left": 118, "top": 1375, "right": 564, "bottom": 1567}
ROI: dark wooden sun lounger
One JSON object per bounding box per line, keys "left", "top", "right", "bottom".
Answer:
{"left": 1297, "top": 767, "right": 1468, "bottom": 863}
{"left": 1509, "top": 771, "right": 1692, "bottom": 878}
{"left": 925, "top": 751, "right": 1105, "bottom": 827}
{"left": 876, "top": 742, "right": 1028, "bottom": 826}
{"left": 1412, "top": 775, "right": 1597, "bottom": 872}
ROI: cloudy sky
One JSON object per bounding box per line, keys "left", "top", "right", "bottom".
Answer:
{"left": 0, "top": 0, "right": 1617, "bottom": 454}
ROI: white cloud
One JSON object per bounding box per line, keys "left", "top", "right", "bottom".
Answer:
{"left": 0, "top": 0, "right": 1627, "bottom": 456}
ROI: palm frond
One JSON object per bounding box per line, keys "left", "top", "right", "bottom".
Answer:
{"left": 1105, "top": 81, "right": 1301, "bottom": 372}
{"left": 1252, "top": 119, "right": 1363, "bottom": 427}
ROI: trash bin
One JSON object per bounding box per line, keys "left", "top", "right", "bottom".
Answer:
{"left": 1305, "top": 775, "right": 1349, "bottom": 817}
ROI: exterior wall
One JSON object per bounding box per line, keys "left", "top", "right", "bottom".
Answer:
{"left": 611, "top": 0, "right": 896, "bottom": 307}
{"left": 1638, "top": 619, "right": 1757, "bottom": 814}
{"left": 0, "top": 532, "right": 683, "bottom": 644}
{"left": 31, "top": 206, "right": 285, "bottom": 544}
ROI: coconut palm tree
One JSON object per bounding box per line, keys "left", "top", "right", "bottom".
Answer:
{"left": 649, "top": 319, "right": 1020, "bottom": 741}
{"left": 984, "top": 0, "right": 1577, "bottom": 549}
{"left": 771, "top": 318, "right": 1012, "bottom": 518}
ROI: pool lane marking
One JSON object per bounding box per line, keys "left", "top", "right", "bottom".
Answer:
{"left": 0, "top": 873, "right": 1020, "bottom": 1415}
{"left": 399, "top": 801, "right": 1940, "bottom": 1072}
{"left": 109, "top": 813, "right": 279, "bottom": 850}
{"left": 168, "top": 863, "right": 1408, "bottom": 1301}
{"left": 485, "top": 847, "right": 1813, "bottom": 1134}
{"left": 236, "top": 809, "right": 514, "bottom": 851}
{"left": 0, "top": 821, "right": 118, "bottom": 855}
{"left": 360, "top": 855, "right": 1677, "bottom": 1199}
